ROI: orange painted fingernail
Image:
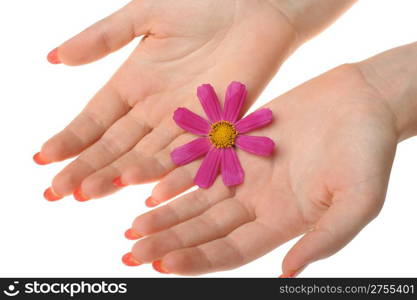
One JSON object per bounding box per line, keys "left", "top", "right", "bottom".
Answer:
{"left": 113, "top": 177, "right": 127, "bottom": 188}
{"left": 145, "top": 197, "right": 159, "bottom": 207}
{"left": 279, "top": 272, "right": 294, "bottom": 278}
{"left": 47, "top": 47, "right": 61, "bottom": 64}
{"left": 122, "top": 252, "right": 142, "bottom": 267}
{"left": 33, "top": 152, "right": 50, "bottom": 165}
{"left": 152, "top": 260, "right": 169, "bottom": 274}
{"left": 73, "top": 187, "right": 90, "bottom": 202}
{"left": 279, "top": 266, "right": 305, "bottom": 278}
{"left": 124, "top": 228, "right": 142, "bottom": 240}
{"left": 44, "top": 187, "right": 63, "bottom": 201}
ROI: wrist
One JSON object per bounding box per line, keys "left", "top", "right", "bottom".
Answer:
{"left": 356, "top": 42, "right": 417, "bottom": 141}
{"left": 268, "top": 0, "right": 357, "bottom": 44}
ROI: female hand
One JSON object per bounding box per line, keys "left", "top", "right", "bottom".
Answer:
{"left": 35, "top": 0, "right": 355, "bottom": 201}
{"left": 123, "top": 60, "right": 404, "bottom": 275}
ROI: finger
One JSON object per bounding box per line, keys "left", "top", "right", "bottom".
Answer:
{"left": 159, "top": 220, "right": 287, "bottom": 275}
{"left": 80, "top": 149, "right": 167, "bottom": 199}
{"left": 81, "top": 107, "right": 202, "bottom": 199}
{"left": 133, "top": 116, "right": 184, "bottom": 156}
{"left": 149, "top": 160, "right": 199, "bottom": 207}
{"left": 40, "top": 85, "right": 129, "bottom": 163}
{"left": 131, "top": 198, "right": 253, "bottom": 263}
{"left": 131, "top": 180, "right": 233, "bottom": 236}
{"left": 281, "top": 192, "right": 382, "bottom": 277}
{"left": 80, "top": 129, "right": 191, "bottom": 199}
{"left": 55, "top": 1, "right": 150, "bottom": 66}
{"left": 50, "top": 105, "right": 151, "bottom": 196}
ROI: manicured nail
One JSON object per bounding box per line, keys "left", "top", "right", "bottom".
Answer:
{"left": 152, "top": 260, "right": 169, "bottom": 274}
{"left": 113, "top": 177, "right": 127, "bottom": 188}
{"left": 73, "top": 187, "right": 90, "bottom": 202}
{"left": 122, "top": 252, "right": 142, "bottom": 267}
{"left": 44, "top": 187, "right": 63, "bottom": 201}
{"left": 279, "top": 266, "right": 305, "bottom": 278}
{"left": 279, "top": 272, "right": 295, "bottom": 278}
{"left": 145, "top": 197, "right": 159, "bottom": 208}
{"left": 124, "top": 228, "right": 142, "bottom": 240}
{"left": 47, "top": 48, "right": 61, "bottom": 64}
{"left": 33, "top": 152, "right": 50, "bottom": 165}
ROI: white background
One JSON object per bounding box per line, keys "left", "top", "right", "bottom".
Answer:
{"left": 0, "top": 0, "right": 416, "bottom": 277}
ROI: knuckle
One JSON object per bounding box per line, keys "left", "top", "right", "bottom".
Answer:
{"left": 96, "top": 20, "right": 113, "bottom": 53}
{"left": 99, "top": 136, "right": 123, "bottom": 156}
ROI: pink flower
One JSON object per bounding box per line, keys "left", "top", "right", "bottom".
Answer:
{"left": 171, "top": 81, "right": 275, "bottom": 188}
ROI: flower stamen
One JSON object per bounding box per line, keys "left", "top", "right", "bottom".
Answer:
{"left": 208, "top": 121, "right": 237, "bottom": 148}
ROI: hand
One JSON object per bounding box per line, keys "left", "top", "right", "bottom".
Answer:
{"left": 36, "top": 0, "right": 356, "bottom": 201}
{"left": 122, "top": 63, "right": 399, "bottom": 275}
{"left": 37, "top": 0, "right": 297, "bottom": 200}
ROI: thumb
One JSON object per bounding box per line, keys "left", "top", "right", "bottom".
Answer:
{"left": 280, "top": 191, "right": 383, "bottom": 277}
{"left": 48, "top": 1, "right": 150, "bottom": 66}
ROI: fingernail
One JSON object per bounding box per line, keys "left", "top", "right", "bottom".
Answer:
{"left": 122, "top": 252, "right": 142, "bottom": 267}
{"left": 279, "top": 266, "right": 306, "bottom": 278}
{"left": 44, "top": 187, "right": 63, "bottom": 201}
{"left": 73, "top": 187, "right": 90, "bottom": 202}
{"left": 33, "top": 152, "right": 50, "bottom": 165}
{"left": 47, "top": 47, "right": 61, "bottom": 64}
{"left": 124, "top": 228, "right": 142, "bottom": 240}
{"left": 279, "top": 272, "right": 295, "bottom": 278}
{"left": 152, "top": 260, "right": 169, "bottom": 274}
{"left": 113, "top": 177, "right": 127, "bottom": 188}
{"left": 145, "top": 196, "right": 159, "bottom": 207}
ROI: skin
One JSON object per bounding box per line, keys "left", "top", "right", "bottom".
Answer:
{"left": 38, "top": 0, "right": 356, "bottom": 198}
{"left": 126, "top": 42, "right": 417, "bottom": 276}
{"left": 38, "top": 0, "right": 417, "bottom": 276}
{"left": 127, "top": 63, "right": 397, "bottom": 276}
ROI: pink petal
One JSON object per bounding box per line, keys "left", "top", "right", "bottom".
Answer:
{"left": 197, "top": 84, "right": 222, "bottom": 123}
{"left": 235, "top": 108, "right": 273, "bottom": 133}
{"left": 194, "top": 148, "right": 221, "bottom": 188}
{"left": 171, "top": 137, "right": 211, "bottom": 166}
{"left": 222, "top": 81, "right": 247, "bottom": 123}
{"left": 221, "top": 148, "right": 244, "bottom": 186}
{"left": 235, "top": 135, "right": 275, "bottom": 156}
{"left": 173, "top": 107, "right": 211, "bottom": 135}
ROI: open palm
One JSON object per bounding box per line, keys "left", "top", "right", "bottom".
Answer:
{"left": 124, "top": 65, "right": 398, "bottom": 275}
{"left": 37, "top": 0, "right": 297, "bottom": 200}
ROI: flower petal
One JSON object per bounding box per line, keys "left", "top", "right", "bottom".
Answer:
{"left": 194, "top": 148, "right": 221, "bottom": 188}
{"left": 223, "top": 81, "right": 247, "bottom": 123}
{"left": 171, "top": 137, "right": 211, "bottom": 166}
{"left": 235, "top": 135, "right": 275, "bottom": 156}
{"left": 221, "top": 148, "right": 244, "bottom": 186}
{"left": 234, "top": 108, "right": 273, "bottom": 133}
{"left": 173, "top": 107, "right": 211, "bottom": 135}
{"left": 197, "top": 84, "right": 222, "bottom": 123}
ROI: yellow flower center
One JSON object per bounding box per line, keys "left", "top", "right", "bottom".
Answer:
{"left": 208, "top": 121, "right": 237, "bottom": 148}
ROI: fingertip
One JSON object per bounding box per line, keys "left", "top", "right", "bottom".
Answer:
{"left": 73, "top": 187, "right": 90, "bottom": 202}
{"left": 152, "top": 260, "right": 170, "bottom": 274}
{"left": 122, "top": 252, "right": 142, "bottom": 267}
{"left": 44, "top": 187, "right": 63, "bottom": 201}
{"left": 145, "top": 196, "right": 159, "bottom": 208}
{"left": 279, "top": 266, "right": 306, "bottom": 278}
{"left": 47, "top": 47, "right": 61, "bottom": 64}
{"left": 113, "top": 176, "right": 127, "bottom": 188}
{"left": 124, "top": 228, "right": 142, "bottom": 240}
{"left": 151, "top": 168, "right": 195, "bottom": 205}
{"left": 40, "top": 137, "right": 69, "bottom": 163}
{"left": 33, "top": 152, "right": 51, "bottom": 165}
